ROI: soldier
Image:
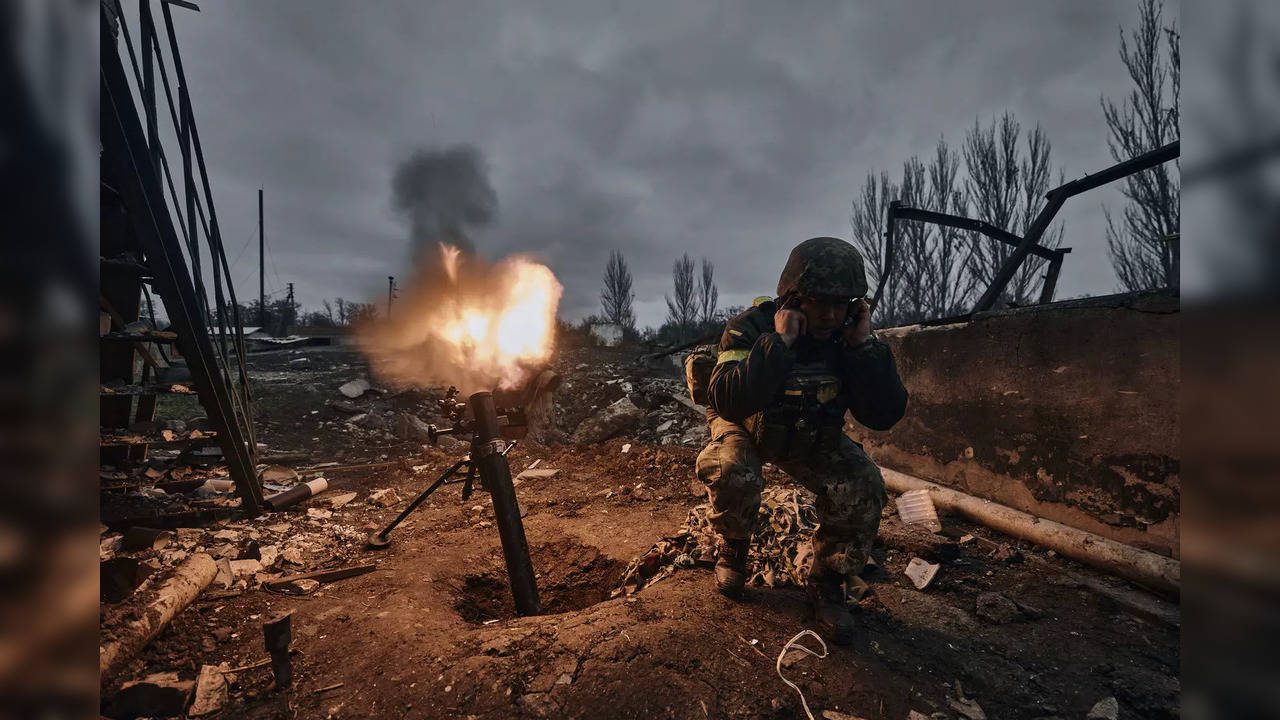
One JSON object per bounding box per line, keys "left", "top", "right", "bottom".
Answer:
{"left": 697, "top": 236, "right": 907, "bottom": 644}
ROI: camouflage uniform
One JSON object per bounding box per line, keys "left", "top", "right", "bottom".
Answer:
{"left": 697, "top": 237, "right": 908, "bottom": 584}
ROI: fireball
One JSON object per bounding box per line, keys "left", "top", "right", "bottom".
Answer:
{"left": 359, "top": 244, "right": 562, "bottom": 394}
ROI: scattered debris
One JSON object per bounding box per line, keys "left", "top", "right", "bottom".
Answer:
{"left": 101, "top": 557, "right": 149, "bottom": 602}
{"left": 615, "top": 487, "right": 817, "bottom": 596}
{"left": 289, "top": 357, "right": 312, "bottom": 369}
{"left": 325, "top": 491, "right": 359, "bottom": 509}
{"left": 1086, "top": 696, "right": 1120, "bottom": 720}
{"left": 272, "top": 578, "right": 321, "bottom": 595}
{"left": 569, "top": 397, "right": 644, "bottom": 445}
{"left": 307, "top": 508, "right": 333, "bottom": 520}
{"left": 264, "top": 563, "right": 376, "bottom": 591}
{"left": 189, "top": 664, "right": 231, "bottom": 716}
{"left": 212, "top": 557, "right": 233, "bottom": 588}
{"left": 974, "top": 591, "right": 1022, "bottom": 624}
{"left": 327, "top": 399, "right": 362, "bottom": 414}
{"left": 394, "top": 412, "right": 433, "bottom": 442}
{"left": 120, "top": 526, "right": 173, "bottom": 552}
{"left": 987, "top": 543, "right": 1024, "bottom": 564}
{"left": 338, "top": 378, "right": 372, "bottom": 399}
{"left": 229, "top": 558, "right": 263, "bottom": 578}
{"left": 621, "top": 443, "right": 631, "bottom": 453}
{"left": 265, "top": 477, "right": 330, "bottom": 511}
{"left": 315, "top": 683, "right": 345, "bottom": 694}
{"left": 896, "top": 489, "right": 943, "bottom": 533}
{"left": 904, "top": 557, "right": 940, "bottom": 590}
{"left": 821, "top": 712, "right": 866, "bottom": 720}
{"left": 108, "top": 671, "right": 194, "bottom": 719}
{"left": 515, "top": 468, "right": 561, "bottom": 482}
{"left": 258, "top": 465, "right": 299, "bottom": 484}
{"left": 368, "top": 488, "right": 400, "bottom": 507}
{"left": 948, "top": 680, "right": 987, "bottom": 719}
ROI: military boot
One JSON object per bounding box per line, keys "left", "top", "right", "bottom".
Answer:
{"left": 714, "top": 538, "right": 751, "bottom": 598}
{"left": 806, "top": 573, "right": 857, "bottom": 645}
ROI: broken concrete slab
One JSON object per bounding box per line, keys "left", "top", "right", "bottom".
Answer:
{"left": 1086, "top": 696, "right": 1119, "bottom": 720}
{"left": 338, "top": 378, "right": 372, "bottom": 398}
{"left": 325, "top": 491, "right": 358, "bottom": 509}
{"left": 229, "top": 558, "right": 263, "bottom": 578}
{"left": 569, "top": 397, "right": 644, "bottom": 445}
{"left": 213, "top": 558, "right": 233, "bottom": 588}
{"left": 904, "top": 557, "right": 940, "bottom": 590}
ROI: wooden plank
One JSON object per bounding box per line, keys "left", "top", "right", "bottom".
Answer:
{"left": 264, "top": 564, "right": 377, "bottom": 589}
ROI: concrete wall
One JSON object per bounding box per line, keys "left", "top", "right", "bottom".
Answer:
{"left": 850, "top": 291, "right": 1179, "bottom": 558}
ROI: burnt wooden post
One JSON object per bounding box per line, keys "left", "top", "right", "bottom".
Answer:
{"left": 262, "top": 611, "right": 294, "bottom": 688}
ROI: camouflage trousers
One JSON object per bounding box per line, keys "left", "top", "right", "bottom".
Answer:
{"left": 696, "top": 416, "right": 886, "bottom": 581}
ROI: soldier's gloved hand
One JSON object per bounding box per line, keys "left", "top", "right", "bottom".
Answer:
{"left": 841, "top": 298, "right": 872, "bottom": 347}
{"left": 775, "top": 307, "right": 806, "bottom": 347}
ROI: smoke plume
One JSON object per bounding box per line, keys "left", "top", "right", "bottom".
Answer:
{"left": 391, "top": 145, "right": 497, "bottom": 256}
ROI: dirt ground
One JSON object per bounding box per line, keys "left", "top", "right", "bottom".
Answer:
{"left": 103, "top": 341, "right": 1179, "bottom": 719}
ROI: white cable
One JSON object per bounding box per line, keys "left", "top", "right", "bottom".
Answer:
{"left": 775, "top": 629, "right": 828, "bottom": 720}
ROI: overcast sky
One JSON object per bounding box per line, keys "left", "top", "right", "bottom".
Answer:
{"left": 141, "top": 0, "right": 1168, "bottom": 328}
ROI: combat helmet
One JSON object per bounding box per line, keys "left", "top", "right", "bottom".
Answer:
{"left": 776, "top": 237, "right": 868, "bottom": 299}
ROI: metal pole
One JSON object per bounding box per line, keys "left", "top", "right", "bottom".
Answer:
{"left": 258, "top": 188, "right": 265, "bottom": 327}
{"left": 1038, "top": 250, "right": 1066, "bottom": 305}
{"left": 387, "top": 276, "right": 394, "bottom": 318}
{"left": 469, "top": 392, "right": 540, "bottom": 616}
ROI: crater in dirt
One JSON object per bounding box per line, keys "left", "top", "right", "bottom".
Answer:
{"left": 454, "top": 538, "right": 625, "bottom": 622}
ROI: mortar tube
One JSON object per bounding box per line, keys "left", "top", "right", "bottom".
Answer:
{"left": 263, "top": 478, "right": 329, "bottom": 512}
{"left": 470, "top": 391, "right": 540, "bottom": 616}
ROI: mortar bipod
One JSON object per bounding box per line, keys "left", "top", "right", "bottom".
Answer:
{"left": 363, "top": 441, "right": 515, "bottom": 550}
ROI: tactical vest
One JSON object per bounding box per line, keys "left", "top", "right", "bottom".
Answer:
{"left": 748, "top": 355, "right": 845, "bottom": 462}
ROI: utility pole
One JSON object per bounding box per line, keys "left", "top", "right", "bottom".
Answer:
{"left": 387, "top": 276, "right": 396, "bottom": 318}
{"left": 285, "top": 282, "right": 295, "bottom": 335}
{"left": 258, "top": 187, "right": 265, "bottom": 327}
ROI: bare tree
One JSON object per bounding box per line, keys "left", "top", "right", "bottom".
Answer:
{"left": 963, "top": 112, "right": 1064, "bottom": 306}
{"left": 664, "top": 253, "right": 698, "bottom": 338}
{"left": 697, "top": 258, "right": 718, "bottom": 324}
{"left": 322, "top": 298, "right": 336, "bottom": 325}
{"left": 852, "top": 139, "right": 977, "bottom": 326}
{"left": 600, "top": 249, "right": 636, "bottom": 329}
{"left": 894, "top": 156, "right": 930, "bottom": 322}
{"left": 922, "top": 139, "right": 978, "bottom": 317}
{"left": 1103, "top": 0, "right": 1180, "bottom": 291}
{"left": 851, "top": 171, "right": 902, "bottom": 325}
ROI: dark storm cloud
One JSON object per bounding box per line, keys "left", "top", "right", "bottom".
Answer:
{"left": 153, "top": 0, "right": 1166, "bottom": 326}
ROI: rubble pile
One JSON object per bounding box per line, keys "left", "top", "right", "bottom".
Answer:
{"left": 100, "top": 475, "right": 369, "bottom": 598}
{"left": 613, "top": 486, "right": 819, "bottom": 596}
{"left": 550, "top": 354, "right": 710, "bottom": 449}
